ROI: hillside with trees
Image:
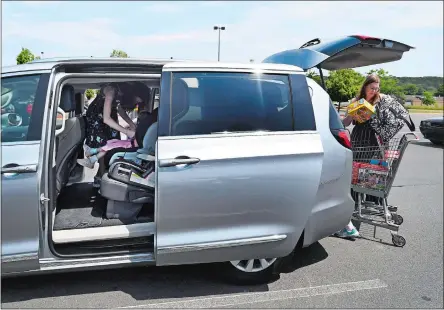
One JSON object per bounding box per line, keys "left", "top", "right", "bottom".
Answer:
{"left": 396, "top": 76, "right": 443, "bottom": 95}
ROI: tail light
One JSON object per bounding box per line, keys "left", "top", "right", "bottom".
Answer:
{"left": 331, "top": 129, "right": 352, "bottom": 149}
{"left": 328, "top": 100, "right": 351, "bottom": 149}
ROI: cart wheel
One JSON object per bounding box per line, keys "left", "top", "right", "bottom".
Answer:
{"left": 392, "top": 235, "right": 406, "bottom": 247}
{"left": 391, "top": 213, "right": 404, "bottom": 225}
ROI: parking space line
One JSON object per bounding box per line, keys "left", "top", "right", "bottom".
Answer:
{"left": 118, "top": 279, "right": 388, "bottom": 309}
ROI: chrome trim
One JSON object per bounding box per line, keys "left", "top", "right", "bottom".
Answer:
{"left": 165, "top": 67, "right": 301, "bottom": 74}
{"left": 1, "top": 253, "right": 38, "bottom": 263}
{"left": 61, "top": 73, "right": 161, "bottom": 80}
{"left": 159, "top": 130, "right": 319, "bottom": 141}
{"left": 157, "top": 234, "right": 287, "bottom": 255}
{"left": 1, "top": 70, "right": 51, "bottom": 78}
{"left": 39, "top": 253, "right": 155, "bottom": 270}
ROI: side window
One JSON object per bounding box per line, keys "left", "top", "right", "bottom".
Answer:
{"left": 169, "top": 72, "right": 294, "bottom": 136}
{"left": 1, "top": 73, "right": 50, "bottom": 143}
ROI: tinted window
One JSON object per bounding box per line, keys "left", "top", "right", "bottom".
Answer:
{"left": 289, "top": 74, "right": 316, "bottom": 131}
{"left": 1, "top": 74, "right": 50, "bottom": 143}
{"left": 169, "top": 72, "right": 293, "bottom": 136}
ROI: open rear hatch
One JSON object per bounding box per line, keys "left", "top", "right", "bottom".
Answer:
{"left": 262, "top": 35, "right": 414, "bottom": 71}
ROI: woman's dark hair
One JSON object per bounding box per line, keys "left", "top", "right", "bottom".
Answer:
{"left": 131, "top": 81, "right": 151, "bottom": 109}
{"left": 119, "top": 82, "right": 150, "bottom": 110}
{"left": 357, "top": 74, "right": 381, "bottom": 104}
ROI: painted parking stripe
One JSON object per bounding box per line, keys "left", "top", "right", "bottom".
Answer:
{"left": 119, "top": 279, "right": 388, "bottom": 309}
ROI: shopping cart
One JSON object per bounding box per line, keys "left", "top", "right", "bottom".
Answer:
{"left": 350, "top": 132, "right": 419, "bottom": 247}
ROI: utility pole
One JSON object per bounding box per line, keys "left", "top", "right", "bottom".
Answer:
{"left": 213, "top": 25, "right": 226, "bottom": 61}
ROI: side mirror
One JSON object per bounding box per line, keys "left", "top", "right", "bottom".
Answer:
{"left": 55, "top": 107, "right": 66, "bottom": 136}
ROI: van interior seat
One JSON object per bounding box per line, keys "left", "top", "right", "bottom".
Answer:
{"left": 55, "top": 85, "right": 85, "bottom": 194}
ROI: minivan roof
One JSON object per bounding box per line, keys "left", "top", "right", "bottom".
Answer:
{"left": 2, "top": 57, "right": 303, "bottom": 75}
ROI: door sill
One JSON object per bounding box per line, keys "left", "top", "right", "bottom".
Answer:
{"left": 52, "top": 222, "right": 156, "bottom": 244}
{"left": 38, "top": 252, "right": 156, "bottom": 274}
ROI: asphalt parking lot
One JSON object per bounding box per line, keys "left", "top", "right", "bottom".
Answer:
{"left": 1, "top": 113, "right": 442, "bottom": 309}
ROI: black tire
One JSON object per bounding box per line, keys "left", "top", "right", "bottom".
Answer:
{"left": 392, "top": 235, "right": 406, "bottom": 247}
{"left": 220, "top": 258, "right": 283, "bottom": 285}
{"left": 391, "top": 213, "right": 404, "bottom": 225}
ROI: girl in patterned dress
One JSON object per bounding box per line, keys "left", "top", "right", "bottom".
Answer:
{"left": 77, "top": 82, "right": 149, "bottom": 185}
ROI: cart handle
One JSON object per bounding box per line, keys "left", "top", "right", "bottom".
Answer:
{"left": 403, "top": 132, "right": 419, "bottom": 141}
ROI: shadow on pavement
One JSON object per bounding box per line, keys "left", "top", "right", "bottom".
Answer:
{"left": 1, "top": 242, "right": 328, "bottom": 304}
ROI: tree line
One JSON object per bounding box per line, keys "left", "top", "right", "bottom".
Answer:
{"left": 306, "top": 68, "right": 442, "bottom": 106}
{"left": 15, "top": 47, "right": 444, "bottom": 105}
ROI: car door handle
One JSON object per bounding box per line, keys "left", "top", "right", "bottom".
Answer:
{"left": 1, "top": 164, "right": 37, "bottom": 174}
{"left": 158, "top": 156, "right": 200, "bottom": 168}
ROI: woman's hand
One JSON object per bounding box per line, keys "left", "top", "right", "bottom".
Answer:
{"left": 125, "top": 129, "right": 136, "bottom": 139}
{"left": 129, "top": 123, "right": 137, "bottom": 132}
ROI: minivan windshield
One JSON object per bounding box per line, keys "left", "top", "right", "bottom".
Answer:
{"left": 169, "top": 72, "right": 294, "bottom": 136}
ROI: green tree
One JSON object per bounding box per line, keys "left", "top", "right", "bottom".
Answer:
{"left": 422, "top": 91, "right": 436, "bottom": 106}
{"left": 402, "top": 83, "right": 418, "bottom": 95}
{"left": 435, "top": 84, "right": 444, "bottom": 97}
{"left": 110, "top": 49, "right": 129, "bottom": 58}
{"left": 16, "top": 47, "right": 36, "bottom": 64}
{"left": 85, "top": 89, "right": 96, "bottom": 100}
{"left": 306, "top": 70, "right": 322, "bottom": 86}
{"left": 325, "top": 69, "right": 364, "bottom": 102}
{"left": 416, "top": 85, "right": 425, "bottom": 95}
{"left": 367, "top": 69, "right": 405, "bottom": 100}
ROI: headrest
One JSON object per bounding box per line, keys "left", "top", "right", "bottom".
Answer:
{"left": 74, "top": 92, "right": 82, "bottom": 115}
{"left": 171, "top": 79, "right": 189, "bottom": 120}
{"left": 60, "top": 85, "right": 75, "bottom": 112}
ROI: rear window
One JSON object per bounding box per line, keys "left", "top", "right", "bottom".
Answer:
{"left": 169, "top": 72, "right": 294, "bottom": 136}
{"left": 1, "top": 74, "right": 49, "bottom": 143}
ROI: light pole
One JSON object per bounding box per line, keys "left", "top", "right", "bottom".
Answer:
{"left": 213, "top": 25, "right": 225, "bottom": 61}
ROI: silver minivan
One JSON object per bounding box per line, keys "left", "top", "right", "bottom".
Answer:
{"left": 1, "top": 35, "right": 413, "bottom": 284}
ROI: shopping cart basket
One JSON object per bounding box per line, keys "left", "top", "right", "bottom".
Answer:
{"left": 350, "top": 132, "right": 419, "bottom": 247}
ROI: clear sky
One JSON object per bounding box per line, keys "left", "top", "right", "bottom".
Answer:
{"left": 2, "top": 1, "right": 443, "bottom": 77}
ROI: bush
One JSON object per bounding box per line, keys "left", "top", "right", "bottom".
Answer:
{"left": 422, "top": 91, "right": 436, "bottom": 106}
{"left": 85, "top": 89, "right": 96, "bottom": 100}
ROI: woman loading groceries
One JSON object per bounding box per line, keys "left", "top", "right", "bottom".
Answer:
{"left": 335, "top": 73, "right": 386, "bottom": 238}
